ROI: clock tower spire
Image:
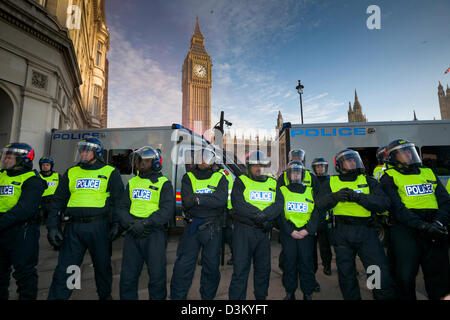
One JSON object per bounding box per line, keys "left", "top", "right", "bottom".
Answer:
{"left": 182, "top": 15, "right": 212, "bottom": 135}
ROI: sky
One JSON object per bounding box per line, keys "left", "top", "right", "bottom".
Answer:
{"left": 105, "top": 0, "right": 450, "bottom": 134}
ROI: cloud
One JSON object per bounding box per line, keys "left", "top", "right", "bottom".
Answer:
{"left": 107, "top": 26, "right": 182, "bottom": 128}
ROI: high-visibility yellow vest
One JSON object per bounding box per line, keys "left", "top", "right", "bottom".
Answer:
{"left": 329, "top": 175, "right": 372, "bottom": 218}
{"left": 220, "top": 169, "right": 234, "bottom": 210}
{"left": 67, "top": 165, "right": 115, "bottom": 208}
{"left": 40, "top": 172, "right": 59, "bottom": 197}
{"left": 240, "top": 174, "right": 277, "bottom": 211}
{"left": 129, "top": 175, "right": 169, "bottom": 218}
{"left": 280, "top": 185, "right": 314, "bottom": 228}
{"left": 186, "top": 171, "right": 223, "bottom": 194}
{"left": 373, "top": 164, "right": 386, "bottom": 181}
{"left": 0, "top": 170, "right": 36, "bottom": 213}
{"left": 372, "top": 165, "right": 389, "bottom": 217}
{"left": 384, "top": 167, "right": 438, "bottom": 210}
{"left": 446, "top": 179, "right": 450, "bottom": 194}
{"left": 284, "top": 169, "right": 312, "bottom": 187}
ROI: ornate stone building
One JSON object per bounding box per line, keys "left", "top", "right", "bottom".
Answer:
{"left": 182, "top": 15, "right": 212, "bottom": 135}
{"left": 0, "top": 0, "right": 109, "bottom": 166}
{"left": 43, "top": 0, "right": 109, "bottom": 128}
{"left": 438, "top": 81, "right": 450, "bottom": 120}
{"left": 348, "top": 89, "right": 367, "bottom": 122}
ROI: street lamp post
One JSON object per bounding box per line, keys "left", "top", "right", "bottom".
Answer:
{"left": 296, "top": 80, "right": 304, "bottom": 124}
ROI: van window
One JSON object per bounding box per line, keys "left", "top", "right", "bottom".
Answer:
{"left": 108, "top": 149, "right": 133, "bottom": 174}
{"left": 421, "top": 146, "right": 450, "bottom": 176}
{"left": 349, "top": 147, "right": 378, "bottom": 176}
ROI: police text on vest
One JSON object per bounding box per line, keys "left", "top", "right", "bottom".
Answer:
{"left": 75, "top": 179, "right": 100, "bottom": 189}
{"left": 286, "top": 202, "right": 308, "bottom": 213}
{"left": 249, "top": 191, "right": 273, "bottom": 201}
{"left": 0, "top": 185, "right": 14, "bottom": 195}
{"left": 132, "top": 189, "right": 152, "bottom": 200}
{"left": 405, "top": 184, "right": 433, "bottom": 196}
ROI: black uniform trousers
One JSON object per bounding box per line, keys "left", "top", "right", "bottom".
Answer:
{"left": 223, "top": 212, "right": 234, "bottom": 259}
{"left": 228, "top": 222, "right": 271, "bottom": 300}
{"left": 47, "top": 219, "right": 112, "bottom": 300}
{"left": 333, "top": 220, "right": 396, "bottom": 300}
{"left": 280, "top": 232, "right": 316, "bottom": 296}
{"left": 0, "top": 220, "right": 40, "bottom": 300}
{"left": 120, "top": 226, "right": 167, "bottom": 300}
{"left": 317, "top": 222, "right": 333, "bottom": 269}
{"left": 170, "top": 220, "right": 222, "bottom": 300}
{"left": 390, "top": 223, "right": 449, "bottom": 300}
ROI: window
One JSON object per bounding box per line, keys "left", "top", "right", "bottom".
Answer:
{"left": 421, "top": 146, "right": 450, "bottom": 176}
{"left": 92, "top": 85, "right": 101, "bottom": 115}
{"left": 96, "top": 41, "right": 103, "bottom": 67}
{"left": 349, "top": 147, "right": 379, "bottom": 176}
{"left": 108, "top": 149, "right": 133, "bottom": 175}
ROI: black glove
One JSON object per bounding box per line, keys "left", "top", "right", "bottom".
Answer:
{"left": 418, "top": 221, "right": 448, "bottom": 240}
{"left": 109, "top": 223, "right": 121, "bottom": 241}
{"left": 347, "top": 191, "right": 363, "bottom": 203}
{"left": 183, "top": 194, "right": 200, "bottom": 208}
{"left": 331, "top": 188, "right": 352, "bottom": 202}
{"left": 253, "top": 212, "right": 268, "bottom": 226}
{"left": 128, "top": 219, "right": 152, "bottom": 239}
{"left": 47, "top": 228, "right": 64, "bottom": 249}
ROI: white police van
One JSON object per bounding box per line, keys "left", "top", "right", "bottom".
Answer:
{"left": 278, "top": 120, "right": 450, "bottom": 185}
{"left": 278, "top": 120, "right": 450, "bottom": 244}
{"left": 48, "top": 124, "right": 242, "bottom": 227}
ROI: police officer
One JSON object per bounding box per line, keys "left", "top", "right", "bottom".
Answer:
{"left": 277, "top": 149, "right": 321, "bottom": 291}
{"left": 311, "top": 157, "right": 333, "bottom": 276}
{"left": 278, "top": 149, "right": 319, "bottom": 189}
{"left": 46, "top": 137, "right": 124, "bottom": 300}
{"left": 373, "top": 146, "right": 388, "bottom": 181}
{"left": 380, "top": 139, "right": 450, "bottom": 300}
{"left": 38, "top": 157, "right": 60, "bottom": 226}
{"left": 317, "top": 149, "right": 396, "bottom": 300}
{"left": 0, "top": 143, "right": 46, "bottom": 300}
{"left": 170, "top": 148, "right": 228, "bottom": 300}
{"left": 228, "top": 150, "right": 282, "bottom": 300}
{"left": 217, "top": 165, "right": 234, "bottom": 266}
{"left": 276, "top": 161, "right": 321, "bottom": 300}
{"left": 118, "top": 147, "right": 174, "bottom": 300}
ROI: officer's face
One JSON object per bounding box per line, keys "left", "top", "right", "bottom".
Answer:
{"left": 343, "top": 158, "right": 357, "bottom": 170}
{"left": 80, "top": 150, "right": 95, "bottom": 163}
{"left": 198, "top": 162, "right": 211, "bottom": 170}
{"left": 138, "top": 158, "right": 153, "bottom": 172}
{"left": 395, "top": 149, "right": 412, "bottom": 165}
{"left": 314, "top": 165, "right": 326, "bottom": 175}
{"left": 41, "top": 163, "right": 51, "bottom": 172}
{"left": 290, "top": 171, "right": 301, "bottom": 181}
{"left": 2, "top": 154, "right": 16, "bottom": 170}
{"left": 250, "top": 165, "right": 264, "bottom": 177}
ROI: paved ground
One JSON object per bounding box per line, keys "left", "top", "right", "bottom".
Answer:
{"left": 9, "top": 226, "right": 429, "bottom": 300}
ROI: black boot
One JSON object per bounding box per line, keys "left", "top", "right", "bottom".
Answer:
{"left": 284, "top": 292, "right": 296, "bottom": 300}
{"left": 313, "top": 281, "right": 321, "bottom": 293}
{"left": 303, "top": 294, "right": 313, "bottom": 300}
{"left": 323, "top": 265, "right": 331, "bottom": 276}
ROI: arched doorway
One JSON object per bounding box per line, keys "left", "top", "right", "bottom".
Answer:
{"left": 0, "top": 88, "right": 14, "bottom": 148}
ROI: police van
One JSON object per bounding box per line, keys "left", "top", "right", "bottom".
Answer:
{"left": 278, "top": 120, "right": 450, "bottom": 185}
{"left": 278, "top": 120, "right": 450, "bottom": 243}
{"left": 48, "top": 124, "right": 242, "bottom": 227}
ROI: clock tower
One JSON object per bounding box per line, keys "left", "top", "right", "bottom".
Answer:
{"left": 182, "top": 15, "right": 212, "bottom": 135}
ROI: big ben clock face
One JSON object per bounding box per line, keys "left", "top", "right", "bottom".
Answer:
{"left": 193, "top": 64, "right": 207, "bottom": 78}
